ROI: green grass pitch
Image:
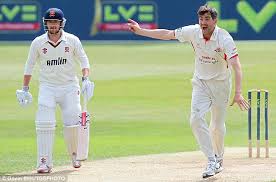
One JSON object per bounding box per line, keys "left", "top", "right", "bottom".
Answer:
{"left": 0, "top": 41, "right": 275, "bottom": 174}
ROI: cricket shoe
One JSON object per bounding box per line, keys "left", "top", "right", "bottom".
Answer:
{"left": 72, "top": 153, "right": 81, "bottom": 168}
{"left": 202, "top": 160, "right": 217, "bottom": 178}
{"left": 37, "top": 164, "right": 52, "bottom": 173}
{"left": 37, "top": 159, "right": 52, "bottom": 174}
{"left": 215, "top": 156, "right": 223, "bottom": 174}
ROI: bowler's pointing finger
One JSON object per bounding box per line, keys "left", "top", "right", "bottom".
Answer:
{"left": 128, "top": 19, "right": 136, "bottom": 24}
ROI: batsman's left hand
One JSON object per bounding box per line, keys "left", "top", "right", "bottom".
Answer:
{"left": 81, "top": 77, "right": 95, "bottom": 101}
{"left": 230, "top": 92, "right": 250, "bottom": 111}
{"left": 16, "top": 87, "right": 32, "bottom": 107}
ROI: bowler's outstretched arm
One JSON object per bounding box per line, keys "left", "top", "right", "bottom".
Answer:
{"left": 127, "top": 19, "right": 176, "bottom": 40}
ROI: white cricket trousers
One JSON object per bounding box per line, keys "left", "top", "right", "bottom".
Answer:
{"left": 36, "top": 83, "right": 81, "bottom": 126}
{"left": 190, "top": 76, "right": 231, "bottom": 160}
{"left": 35, "top": 82, "right": 81, "bottom": 168}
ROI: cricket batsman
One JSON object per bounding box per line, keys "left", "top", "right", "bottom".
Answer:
{"left": 127, "top": 4, "right": 249, "bottom": 178}
{"left": 16, "top": 8, "right": 94, "bottom": 173}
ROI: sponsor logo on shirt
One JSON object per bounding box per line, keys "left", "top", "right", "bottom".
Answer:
{"left": 199, "top": 56, "right": 218, "bottom": 64}
{"left": 214, "top": 47, "right": 222, "bottom": 52}
{"left": 42, "top": 48, "right": 47, "bottom": 54}
{"left": 46, "top": 57, "right": 67, "bottom": 66}
{"left": 65, "top": 47, "right": 69, "bottom": 52}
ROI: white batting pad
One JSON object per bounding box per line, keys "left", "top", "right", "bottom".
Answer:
{"left": 77, "top": 123, "right": 90, "bottom": 161}
{"left": 64, "top": 125, "right": 78, "bottom": 156}
{"left": 36, "top": 121, "right": 55, "bottom": 168}
{"left": 36, "top": 105, "right": 56, "bottom": 122}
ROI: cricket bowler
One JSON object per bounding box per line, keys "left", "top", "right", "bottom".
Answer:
{"left": 127, "top": 4, "right": 249, "bottom": 178}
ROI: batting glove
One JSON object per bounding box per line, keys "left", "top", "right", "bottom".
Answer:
{"left": 81, "top": 77, "right": 95, "bottom": 101}
{"left": 16, "top": 86, "right": 33, "bottom": 107}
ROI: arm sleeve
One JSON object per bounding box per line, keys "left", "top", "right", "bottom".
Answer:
{"left": 24, "top": 40, "right": 38, "bottom": 75}
{"left": 224, "top": 37, "right": 238, "bottom": 60}
{"left": 74, "top": 37, "right": 90, "bottom": 69}
{"left": 174, "top": 25, "right": 196, "bottom": 42}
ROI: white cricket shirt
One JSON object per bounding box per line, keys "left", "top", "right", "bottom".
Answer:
{"left": 24, "top": 30, "right": 90, "bottom": 85}
{"left": 175, "top": 24, "right": 238, "bottom": 80}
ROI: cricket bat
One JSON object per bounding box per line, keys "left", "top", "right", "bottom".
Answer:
{"left": 76, "top": 93, "right": 90, "bottom": 161}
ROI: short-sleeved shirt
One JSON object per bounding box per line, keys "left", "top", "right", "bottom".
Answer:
{"left": 175, "top": 24, "right": 238, "bottom": 80}
{"left": 24, "top": 30, "right": 90, "bottom": 86}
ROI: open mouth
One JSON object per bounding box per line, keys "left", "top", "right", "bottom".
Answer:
{"left": 202, "top": 26, "right": 208, "bottom": 31}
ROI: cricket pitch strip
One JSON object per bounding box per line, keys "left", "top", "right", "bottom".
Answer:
{"left": 16, "top": 147, "right": 276, "bottom": 182}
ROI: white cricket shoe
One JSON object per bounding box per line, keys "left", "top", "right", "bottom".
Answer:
{"left": 37, "top": 163, "right": 51, "bottom": 173}
{"left": 37, "top": 158, "right": 51, "bottom": 173}
{"left": 37, "top": 164, "right": 51, "bottom": 173}
{"left": 72, "top": 153, "right": 81, "bottom": 168}
{"left": 202, "top": 160, "right": 216, "bottom": 178}
{"left": 215, "top": 157, "right": 223, "bottom": 174}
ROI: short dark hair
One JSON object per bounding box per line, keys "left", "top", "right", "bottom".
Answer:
{"left": 197, "top": 4, "right": 218, "bottom": 19}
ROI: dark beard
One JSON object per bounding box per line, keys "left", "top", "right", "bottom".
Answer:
{"left": 48, "top": 29, "right": 59, "bottom": 35}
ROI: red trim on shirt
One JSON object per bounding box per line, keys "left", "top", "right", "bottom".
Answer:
{"left": 230, "top": 54, "right": 239, "bottom": 60}
{"left": 224, "top": 53, "right": 227, "bottom": 61}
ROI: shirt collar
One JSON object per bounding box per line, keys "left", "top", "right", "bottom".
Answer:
{"left": 199, "top": 25, "right": 218, "bottom": 41}
{"left": 59, "top": 30, "right": 66, "bottom": 41}
{"left": 43, "top": 30, "right": 67, "bottom": 44}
